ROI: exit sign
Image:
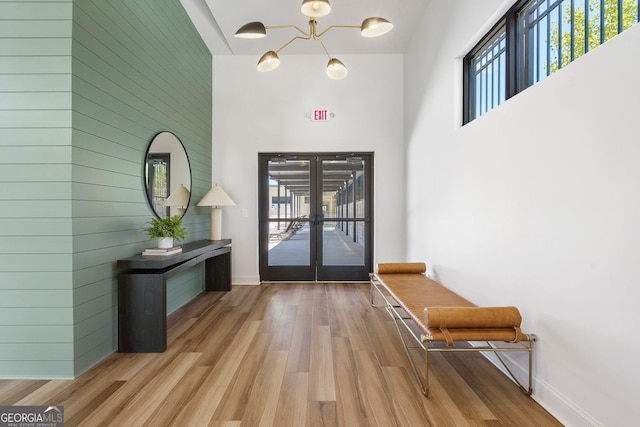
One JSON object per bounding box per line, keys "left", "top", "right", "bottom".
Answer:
{"left": 310, "top": 109, "right": 333, "bottom": 121}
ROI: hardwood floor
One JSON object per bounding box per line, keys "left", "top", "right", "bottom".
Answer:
{"left": 0, "top": 283, "right": 561, "bottom": 426}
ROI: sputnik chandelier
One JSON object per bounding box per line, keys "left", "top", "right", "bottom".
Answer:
{"left": 234, "top": 0, "right": 393, "bottom": 80}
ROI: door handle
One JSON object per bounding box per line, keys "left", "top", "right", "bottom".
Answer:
{"left": 310, "top": 214, "right": 324, "bottom": 225}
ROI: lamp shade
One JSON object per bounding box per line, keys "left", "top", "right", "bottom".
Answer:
{"left": 257, "top": 51, "right": 281, "bottom": 72}
{"left": 163, "top": 184, "right": 190, "bottom": 207}
{"left": 235, "top": 21, "right": 267, "bottom": 38}
{"left": 361, "top": 17, "right": 393, "bottom": 37}
{"left": 197, "top": 184, "right": 235, "bottom": 207}
{"left": 326, "top": 58, "right": 347, "bottom": 80}
{"left": 300, "top": 0, "right": 331, "bottom": 17}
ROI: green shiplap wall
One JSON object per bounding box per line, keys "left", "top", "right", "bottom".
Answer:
{"left": 71, "top": 0, "right": 212, "bottom": 376}
{"left": 0, "top": 0, "right": 75, "bottom": 378}
{"left": 0, "top": 0, "right": 212, "bottom": 379}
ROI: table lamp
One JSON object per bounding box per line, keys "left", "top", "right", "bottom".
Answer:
{"left": 163, "top": 183, "right": 191, "bottom": 216}
{"left": 197, "top": 184, "right": 235, "bottom": 240}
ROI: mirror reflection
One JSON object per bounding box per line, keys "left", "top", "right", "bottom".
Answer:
{"left": 144, "top": 131, "right": 192, "bottom": 218}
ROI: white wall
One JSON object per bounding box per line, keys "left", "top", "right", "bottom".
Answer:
{"left": 405, "top": 1, "right": 640, "bottom": 425}
{"left": 212, "top": 54, "right": 405, "bottom": 284}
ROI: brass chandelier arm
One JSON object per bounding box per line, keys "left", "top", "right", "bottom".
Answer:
{"left": 274, "top": 35, "right": 312, "bottom": 55}
{"left": 316, "top": 24, "right": 360, "bottom": 38}
{"left": 237, "top": 2, "right": 392, "bottom": 79}
{"left": 317, "top": 39, "right": 333, "bottom": 61}
{"left": 264, "top": 24, "right": 310, "bottom": 37}
{"left": 261, "top": 20, "right": 362, "bottom": 54}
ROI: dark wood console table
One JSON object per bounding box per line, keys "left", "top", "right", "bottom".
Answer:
{"left": 117, "top": 239, "right": 231, "bottom": 353}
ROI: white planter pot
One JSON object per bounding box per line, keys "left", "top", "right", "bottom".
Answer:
{"left": 158, "top": 237, "right": 174, "bottom": 248}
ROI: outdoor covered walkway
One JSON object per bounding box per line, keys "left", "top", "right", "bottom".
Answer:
{"left": 268, "top": 223, "right": 364, "bottom": 266}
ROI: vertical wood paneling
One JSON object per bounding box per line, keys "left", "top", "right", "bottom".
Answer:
{"left": 0, "top": 0, "right": 74, "bottom": 379}
{"left": 0, "top": 0, "right": 212, "bottom": 379}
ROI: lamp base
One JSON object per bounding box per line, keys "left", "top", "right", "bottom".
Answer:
{"left": 210, "top": 208, "right": 222, "bottom": 241}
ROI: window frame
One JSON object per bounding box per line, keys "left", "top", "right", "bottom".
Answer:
{"left": 463, "top": 0, "right": 639, "bottom": 125}
{"left": 463, "top": 19, "right": 509, "bottom": 124}
{"left": 464, "top": 1, "right": 526, "bottom": 124}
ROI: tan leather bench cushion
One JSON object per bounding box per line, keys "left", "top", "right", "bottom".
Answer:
{"left": 425, "top": 306, "right": 521, "bottom": 329}
{"left": 377, "top": 262, "right": 427, "bottom": 274}
{"left": 373, "top": 269, "right": 474, "bottom": 334}
{"left": 424, "top": 306, "right": 524, "bottom": 345}
{"left": 373, "top": 264, "right": 525, "bottom": 345}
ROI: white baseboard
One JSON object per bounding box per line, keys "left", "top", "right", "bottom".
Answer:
{"left": 479, "top": 349, "right": 602, "bottom": 427}
{"left": 232, "top": 275, "right": 261, "bottom": 285}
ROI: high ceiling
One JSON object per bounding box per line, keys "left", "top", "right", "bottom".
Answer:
{"left": 182, "top": 0, "right": 429, "bottom": 56}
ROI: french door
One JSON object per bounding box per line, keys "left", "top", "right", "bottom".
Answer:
{"left": 259, "top": 152, "right": 373, "bottom": 281}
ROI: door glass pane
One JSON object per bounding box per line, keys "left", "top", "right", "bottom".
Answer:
{"left": 321, "top": 158, "right": 365, "bottom": 266}
{"left": 267, "top": 159, "right": 310, "bottom": 266}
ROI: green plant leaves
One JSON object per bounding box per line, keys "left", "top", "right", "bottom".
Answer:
{"left": 144, "top": 215, "right": 187, "bottom": 241}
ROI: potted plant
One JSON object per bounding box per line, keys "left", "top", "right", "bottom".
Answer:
{"left": 144, "top": 215, "right": 187, "bottom": 248}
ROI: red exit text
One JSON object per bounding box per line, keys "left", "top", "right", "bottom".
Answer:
{"left": 311, "top": 109, "right": 330, "bottom": 121}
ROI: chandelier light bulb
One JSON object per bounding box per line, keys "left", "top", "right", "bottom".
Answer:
{"left": 326, "top": 58, "right": 347, "bottom": 80}
{"left": 257, "top": 51, "right": 281, "bottom": 72}
{"left": 361, "top": 17, "right": 393, "bottom": 37}
{"left": 236, "top": 1, "right": 392, "bottom": 79}
{"left": 300, "top": 0, "right": 331, "bottom": 17}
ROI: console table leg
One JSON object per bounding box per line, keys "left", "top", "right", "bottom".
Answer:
{"left": 118, "top": 273, "right": 167, "bottom": 353}
{"left": 205, "top": 250, "right": 231, "bottom": 291}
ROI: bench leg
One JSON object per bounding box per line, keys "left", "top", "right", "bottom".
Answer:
{"left": 371, "top": 275, "right": 431, "bottom": 395}
{"left": 385, "top": 304, "right": 430, "bottom": 396}
{"left": 490, "top": 334, "right": 536, "bottom": 395}
{"left": 423, "top": 340, "right": 430, "bottom": 397}
{"left": 369, "top": 275, "right": 389, "bottom": 308}
{"left": 369, "top": 278, "right": 375, "bottom": 305}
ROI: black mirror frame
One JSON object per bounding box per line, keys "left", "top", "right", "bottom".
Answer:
{"left": 144, "top": 131, "right": 192, "bottom": 219}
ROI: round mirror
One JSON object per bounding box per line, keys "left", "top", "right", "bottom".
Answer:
{"left": 144, "top": 131, "right": 192, "bottom": 218}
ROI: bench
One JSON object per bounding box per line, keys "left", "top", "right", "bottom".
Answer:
{"left": 369, "top": 262, "right": 536, "bottom": 397}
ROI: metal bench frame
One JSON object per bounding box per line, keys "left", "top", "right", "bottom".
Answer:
{"left": 369, "top": 273, "right": 536, "bottom": 397}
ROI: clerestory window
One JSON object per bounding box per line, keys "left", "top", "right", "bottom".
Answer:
{"left": 463, "top": 0, "right": 639, "bottom": 124}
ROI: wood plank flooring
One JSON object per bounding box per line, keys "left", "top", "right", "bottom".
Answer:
{"left": 0, "top": 283, "right": 562, "bottom": 426}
